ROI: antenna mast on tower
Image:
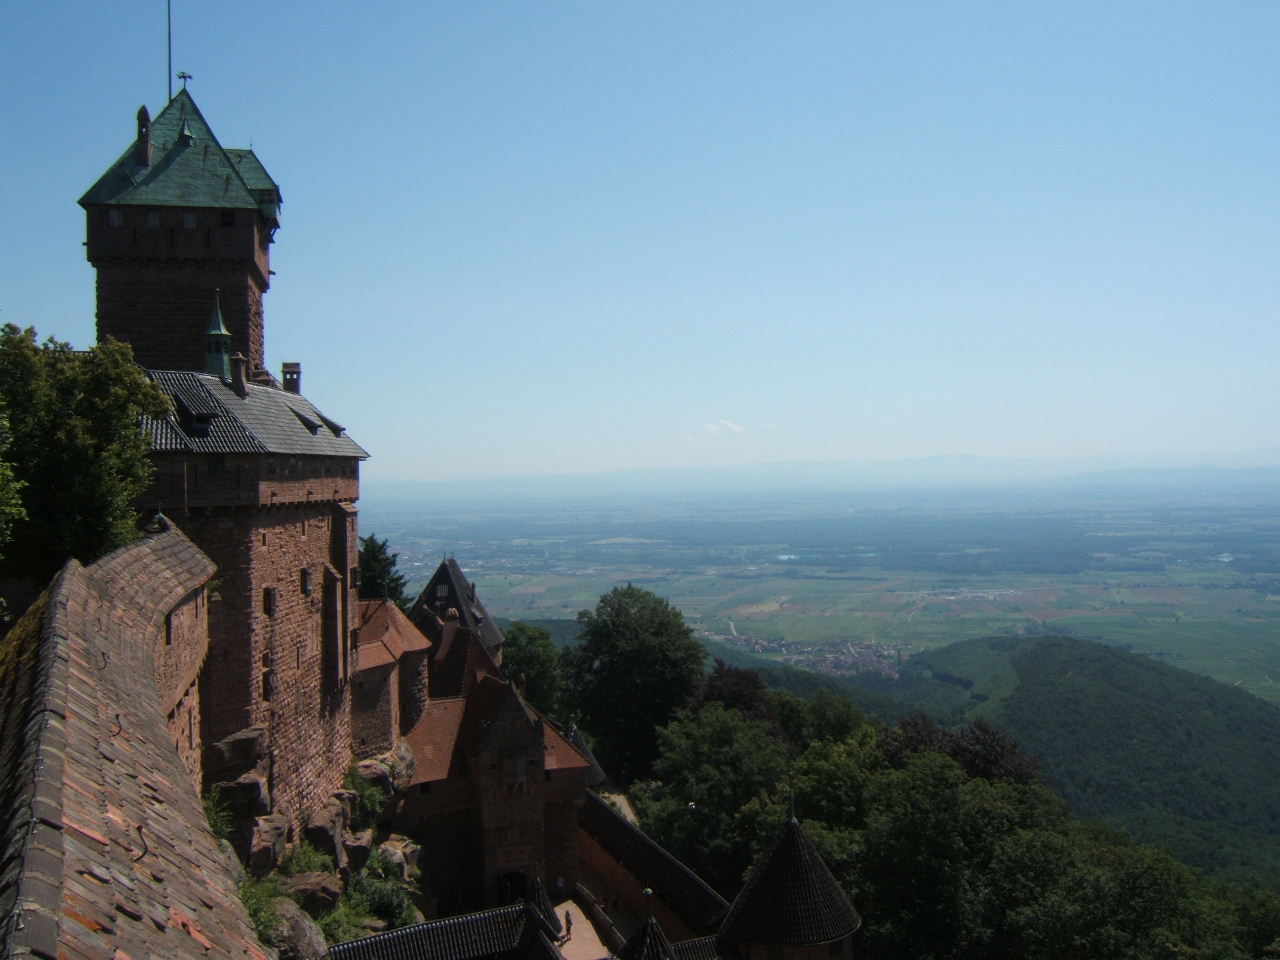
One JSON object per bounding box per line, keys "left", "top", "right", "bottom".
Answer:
{"left": 167, "top": 0, "right": 173, "bottom": 101}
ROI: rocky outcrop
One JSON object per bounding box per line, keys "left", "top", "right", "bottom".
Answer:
{"left": 271, "top": 897, "right": 328, "bottom": 960}
{"left": 249, "top": 813, "right": 291, "bottom": 877}
{"left": 304, "top": 797, "right": 349, "bottom": 873}
{"left": 378, "top": 835, "right": 421, "bottom": 882}
{"left": 282, "top": 872, "right": 343, "bottom": 918}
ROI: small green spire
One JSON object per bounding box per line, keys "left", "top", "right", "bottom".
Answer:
{"left": 205, "top": 291, "right": 232, "bottom": 378}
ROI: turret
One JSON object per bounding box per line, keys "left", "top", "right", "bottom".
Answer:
{"left": 80, "top": 90, "right": 281, "bottom": 372}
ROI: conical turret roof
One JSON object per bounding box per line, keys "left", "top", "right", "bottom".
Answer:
{"left": 717, "top": 819, "right": 860, "bottom": 946}
{"left": 619, "top": 910, "right": 676, "bottom": 960}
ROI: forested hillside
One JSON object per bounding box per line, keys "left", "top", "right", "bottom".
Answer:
{"left": 632, "top": 662, "right": 1280, "bottom": 959}
{"left": 854, "top": 636, "right": 1280, "bottom": 885}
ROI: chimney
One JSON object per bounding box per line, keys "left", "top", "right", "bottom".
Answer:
{"left": 230, "top": 353, "right": 249, "bottom": 398}
{"left": 134, "top": 106, "right": 152, "bottom": 167}
{"left": 282, "top": 362, "right": 302, "bottom": 394}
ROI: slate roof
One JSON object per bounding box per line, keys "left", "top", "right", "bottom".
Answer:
{"left": 0, "top": 524, "right": 270, "bottom": 960}
{"left": 578, "top": 793, "right": 728, "bottom": 935}
{"left": 145, "top": 369, "right": 368, "bottom": 458}
{"left": 80, "top": 89, "right": 281, "bottom": 223}
{"left": 671, "top": 937, "right": 721, "bottom": 960}
{"left": 357, "top": 599, "right": 431, "bottom": 672}
{"left": 563, "top": 725, "right": 608, "bottom": 788}
{"left": 412, "top": 559, "right": 505, "bottom": 665}
{"left": 716, "top": 820, "right": 860, "bottom": 947}
{"left": 329, "top": 902, "right": 561, "bottom": 960}
{"left": 618, "top": 912, "right": 676, "bottom": 960}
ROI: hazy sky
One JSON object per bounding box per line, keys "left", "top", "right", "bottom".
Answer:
{"left": 3, "top": 2, "right": 1278, "bottom": 483}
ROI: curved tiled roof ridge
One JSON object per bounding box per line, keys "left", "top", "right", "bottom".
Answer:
{"left": 716, "top": 819, "right": 860, "bottom": 947}
{"left": 0, "top": 526, "right": 270, "bottom": 959}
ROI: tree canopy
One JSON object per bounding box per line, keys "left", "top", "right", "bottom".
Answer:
{"left": 357, "top": 534, "right": 409, "bottom": 608}
{"left": 634, "top": 670, "right": 1280, "bottom": 959}
{"left": 501, "top": 621, "right": 565, "bottom": 718}
{"left": 0, "top": 327, "right": 165, "bottom": 581}
{"left": 563, "top": 584, "right": 705, "bottom": 783}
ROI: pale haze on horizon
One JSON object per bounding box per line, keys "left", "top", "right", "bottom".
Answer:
{"left": 3, "top": 2, "right": 1277, "bottom": 485}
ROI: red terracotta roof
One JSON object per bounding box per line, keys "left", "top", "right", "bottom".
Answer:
{"left": 357, "top": 599, "right": 431, "bottom": 673}
{"left": 545, "top": 722, "right": 592, "bottom": 772}
{"left": 403, "top": 679, "right": 589, "bottom": 785}
{"left": 404, "top": 697, "right": 468, "bottom": 783}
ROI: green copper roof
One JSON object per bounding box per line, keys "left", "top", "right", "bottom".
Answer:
{"left": 79, "top": 89, "right": 280, "bottom": 218}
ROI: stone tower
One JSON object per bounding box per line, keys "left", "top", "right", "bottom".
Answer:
{"left": 80, "top": 90, "right": 280, "bottom": 373}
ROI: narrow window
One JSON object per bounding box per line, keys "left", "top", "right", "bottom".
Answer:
{"left": 109, "top": 209, "right": 123, "bottom": 227}
{"left": 301, "top": 567, "right": 313, "bottom": 596}
{"left": 183, "top": 211, "right": 197, "bottom": 229}
{"left": 146, "top": 210, "right": 160, "bottom": 228}
{"left": 262, "top": 587, "right": 276, "bottom": 616}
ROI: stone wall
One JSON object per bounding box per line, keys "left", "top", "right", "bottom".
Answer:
{"left": 85, "top": 203, "right": 269, "bottom": 371}
{"left": 353, "top": 663, "right": 397, "bottom": 756}
{"left": 161, "top": 456, "right": 359, "bottom": 821}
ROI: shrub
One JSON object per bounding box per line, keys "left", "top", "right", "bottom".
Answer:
{"left": 344, "top": 766, "right": 388, "bottom": 831}
{"left": 238, "top": 876, "right": 285, "bottom": 945}
{"left": 280, "top": 840, "right": 334, "bottom": 876}
{"left": 203, "top": 791, "right": 233, "bottom": 843}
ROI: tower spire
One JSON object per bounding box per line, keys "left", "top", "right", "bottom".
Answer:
{"left": 205, "top": 291, "right": 232, "bottom": 378}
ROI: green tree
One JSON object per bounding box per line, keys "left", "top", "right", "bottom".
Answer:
{"left": 502, "top": 621, "right": 565, "bottom": 718}
{"left": 0, "top": 327, "right": 165, "bottom": 581}
{"left": 633, "top": 702, "right": 789, "bottom": 894}
{"left": 563, "top": 584, "right": 705, "bottom": 783}
{"left": 358, "top": 534, "right": 409, "bottom": 608}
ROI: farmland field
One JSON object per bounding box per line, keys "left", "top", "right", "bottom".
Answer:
{"left": 360, "top": 479, "right": 1280, "bottom": 704}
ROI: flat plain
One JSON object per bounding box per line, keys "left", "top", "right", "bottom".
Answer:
{"left": 361, "top": 477, "right": 1280, "bottom": 704}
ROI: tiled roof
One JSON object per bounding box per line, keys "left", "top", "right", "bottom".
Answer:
{"left": 563, "top": 725, "right": 607, "bottom": 787}
{"left": 145, "top": 370, "right": 367, "bottom": 458}
{"left": 412, "top": 560, "right": 504, "bottom": 661}
{"left": 671, "top": 936, "right": 721, "bottom": 960}
{"left": 578, "top": 793, "right": 728, "bottom": 934}
{"left": 618, "top": 913, "right": 676, "bottom": 960}
{"left": 357, "top": 599, "right": 431, "bottom": 672}
{"left": 405, "top": 697, "right": 469, "bottom": 783}
{"left": 329, "top": 902, "right": 559, "bottom": 960}
{"left": 404, "top": 680, "right": 589, "bottom": 786}
{"left": 716, "top": 820, "right": 860, "bottom": 947}
{"left": 80, "top": 90, "right": 281, "bottom": 221}
{"left": 545, "top": 723, "right": 592, "bottom": 773}
{"left": 0, "top": 525, "right": 269, "bottom": 960}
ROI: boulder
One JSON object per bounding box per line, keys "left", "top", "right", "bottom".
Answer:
{"left": 202, "top": 725, "right": 268, "bottom": 785}
{"left": 344, "top": 828, "right": 374, "bottom": 875}
{"left": 249, "top": 814, "right": 290, "bottom": 877}
{"left": 213, "top": 771, "right": 271, "bottom": 820}
{"left": 354, "top": 758, "right": 394, "bottom": 796}
{"left": 303, "top": 797, "right": 348, "bottom": 872}
{"left": 271, "top": 897, "right": 328, "bottom": 960}
{"left": 378, "top": 835, "right": 421, "bottom": 882}
{"left": 281, "top": 872, "right": 342, "bottom": 919}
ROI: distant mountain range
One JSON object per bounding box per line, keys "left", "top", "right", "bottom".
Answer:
{"left": 366, "top": 450, "right": 1280, "bottom": 504}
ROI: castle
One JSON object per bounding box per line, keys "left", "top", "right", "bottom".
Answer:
{"left": 0, "top": 88, "right": 861, "bottom": 960}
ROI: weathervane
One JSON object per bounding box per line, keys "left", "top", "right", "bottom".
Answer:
{"left": 178, "top": 71, "right": 193, "bottom": 90}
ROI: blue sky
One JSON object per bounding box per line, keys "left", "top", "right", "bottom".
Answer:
{"left": 3, "top": 2, "right": 1278, "bottom": 484}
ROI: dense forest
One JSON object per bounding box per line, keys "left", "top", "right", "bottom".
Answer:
{"left": 504, "top": 595, "right": 1280, "bottom": 959}
{"left": 851, "top": 636, "right": 1280, "bottom": 886}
